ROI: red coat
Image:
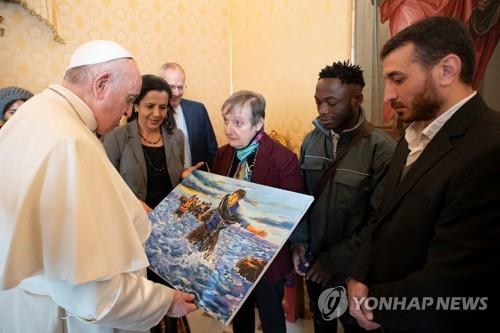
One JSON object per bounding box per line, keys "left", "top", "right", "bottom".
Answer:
{"left": 212, "top": 132, "right": 304, "bottom": 282}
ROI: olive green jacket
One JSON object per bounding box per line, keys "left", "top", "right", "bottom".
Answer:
{"left": 290, "top": 110, "right": 395, "bottom": 286}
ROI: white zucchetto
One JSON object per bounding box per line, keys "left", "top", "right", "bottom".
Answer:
{"left": 67, "top": 40, "right": 132, "bottom": 70}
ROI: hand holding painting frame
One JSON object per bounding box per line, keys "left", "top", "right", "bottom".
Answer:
{"left": 145, "top": 170, "right": 313, "bottom": 325}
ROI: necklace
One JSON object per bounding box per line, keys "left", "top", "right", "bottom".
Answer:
{"left": 143, "top": 148, "right": 166, "bottom": 173}
{"left": 139, "top": 130, "right": 162, "bottom": 145}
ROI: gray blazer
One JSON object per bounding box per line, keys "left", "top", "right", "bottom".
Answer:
{"left": 102, "top": 120, "right": 184, "bottom": 201}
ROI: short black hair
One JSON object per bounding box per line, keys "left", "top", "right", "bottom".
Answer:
{"left": 135, "top": 74, "right": 172, "bottom": 105}
{"left": 318, "top": 61, "right": 365, "bottom": 87}
{"left": 381, "top": 16, "right": 475, "bottom": 85}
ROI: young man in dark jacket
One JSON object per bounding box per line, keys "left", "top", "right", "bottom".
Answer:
{"left": 290, "top": 61, "right": 395, "bottom": 333}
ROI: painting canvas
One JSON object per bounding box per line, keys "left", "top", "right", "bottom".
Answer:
{"left": 145, "top": 170, "right": 313, "bottom": 325}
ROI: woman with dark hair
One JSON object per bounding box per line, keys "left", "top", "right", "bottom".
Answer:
{"left": 103, "top": 74, "right": 187, "bottom": 333}
{"left": 0, "top": 86, "right": 33, "bottom": 128}
{"left": 212, "top": 90, "right": 304, "bottom": 333}
{"left": 103, "top": 74, "right": 184, "bottom": 212}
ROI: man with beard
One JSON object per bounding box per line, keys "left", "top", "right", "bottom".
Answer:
{"left": 347, "top": 17, "right": 500, "bottom": 332}
{"left": 290, "top": 61, "right": 395, "bottom": 333}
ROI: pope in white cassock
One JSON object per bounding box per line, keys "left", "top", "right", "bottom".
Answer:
{"left": 0, "top": 40, "right": 197, "bottom": 333}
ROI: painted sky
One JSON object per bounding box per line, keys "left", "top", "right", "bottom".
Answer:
{"left": 178, "top": 171, "right": 313, "bottom": 245}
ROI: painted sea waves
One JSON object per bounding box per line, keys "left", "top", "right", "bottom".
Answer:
{"left": 146, "top": 170, "right": 313, "bottom": 324}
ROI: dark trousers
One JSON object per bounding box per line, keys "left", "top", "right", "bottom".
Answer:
{"left": 232, "top": 278, "right": 286, "bottom": 333}
{"left": 307, "top": 280, "right": 369, "bottom": 333}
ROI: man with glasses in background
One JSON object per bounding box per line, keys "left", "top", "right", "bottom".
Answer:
{"left": 159, "top": 62, "right": 218, "bottom": 168}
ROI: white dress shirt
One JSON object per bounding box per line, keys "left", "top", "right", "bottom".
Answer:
{"left": 173, "top": 104, "right": 193, "bottom": 168}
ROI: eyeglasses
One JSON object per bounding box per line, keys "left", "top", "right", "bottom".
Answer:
{"left": 168, "top": 84, "right": 187, "bottom": 92}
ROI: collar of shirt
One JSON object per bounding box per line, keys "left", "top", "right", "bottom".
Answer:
{"left": 404, "top": 91, "right": 476, "bottom": 165}
{"left": 340, "top": 107, "right": 365, "bottom": 136}
{"left": 173, "top": 103, "right": 188, "bottom": 137}
{"left": 405, "top": 91, "right": 477, "bottom": 153}
{"left": 173, "top": 103, "right": 183, "bottom": 115}
{"left": 49, "top": 84, "right": 98, "bottom": 132}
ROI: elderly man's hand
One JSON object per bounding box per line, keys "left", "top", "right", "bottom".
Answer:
{"left": 347, "top": 278, "right": 381, "bottom": 330}
{"left": 166, "top": 290, "right": 198, "bottom": 317}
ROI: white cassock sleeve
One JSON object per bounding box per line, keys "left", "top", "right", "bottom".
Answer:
{"left": 45, "top": 271, "right": 172, "bottom": 331}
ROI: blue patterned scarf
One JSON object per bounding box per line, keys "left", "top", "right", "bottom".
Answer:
{"left": 234, "top": 131, "right": 264, "bottom": 181}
